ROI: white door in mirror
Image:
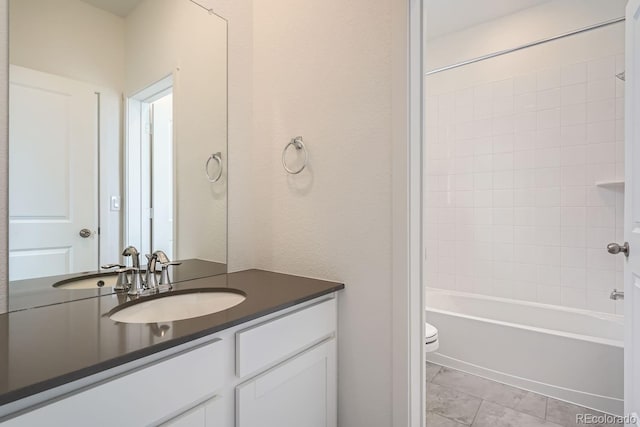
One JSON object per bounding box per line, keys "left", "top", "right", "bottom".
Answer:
{"left": 9, "top": 65, "right": 98, "bottom": 281}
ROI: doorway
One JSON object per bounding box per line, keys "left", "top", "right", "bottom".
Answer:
{"left": 125, "top": 75, "right": 174, "bottom": 259}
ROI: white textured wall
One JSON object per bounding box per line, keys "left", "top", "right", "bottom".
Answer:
{"left": 425, "top": 1, "right": 626, "bottom": 314}
{"left": 251, "top": 1, "right": 393, "bottom": 425}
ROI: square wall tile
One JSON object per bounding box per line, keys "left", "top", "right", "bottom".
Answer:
{"left": 538, "top": 285, "right": 562, "bottom": 305}
{"left": 586, "top": 121, "right": 615, "bottom": 144}
{"left": 561, "top": 84, "right": 586, "bottom": 106}
{"left": 587, "top": 99, "right": 615, "bottom": 123}
{"left": 538, "top": 68, "right": 561, "bottom": 91}
{"left": 561, "top": 103, "right": 586, "bottom": 126}
{"left": 560, "top": 227, "right": 586, "bottom": 248}
{"left": 587, "top": 79, "right": 614, "bottom": 102}
{"left": 561, "top": 267, "right": 587, "bottom": 289}
{"left": 515, "top": 73, "right": 537, "bottom": 94}
{"left": 587, "top": 57, "right": 615, "bottom": 81}
{"left": 562, "top": 62, "right": 587, "bottom": 86}
{"left": 561, "top": 287, "right": 587, "bottom": 309}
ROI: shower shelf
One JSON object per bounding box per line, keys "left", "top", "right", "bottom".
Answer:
{"left": 595, "top": 179, "right": 625, "bottom": 188}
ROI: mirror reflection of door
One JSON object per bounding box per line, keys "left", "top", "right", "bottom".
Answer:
{"left": 7, "top": 0, "right": 228, "bottom": 286}
{"left": 125, "top": 77, "right": 174, "bottom": 260}
{"left": 8, "top": 66, "right": 99, "bottom": 281}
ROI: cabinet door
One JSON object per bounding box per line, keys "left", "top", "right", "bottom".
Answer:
{"left": 160, "top": 395, "right": 225, "bottom": 427}
{"left": 236, "top": 339, "right": 336, "bottom": 427}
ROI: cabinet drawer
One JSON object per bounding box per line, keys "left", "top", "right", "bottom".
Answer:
{"left": 236, "top": 298, "right": 336, "bottom": 377}
{"left": 4, "top": 338, "right": 226, "bottom": 427}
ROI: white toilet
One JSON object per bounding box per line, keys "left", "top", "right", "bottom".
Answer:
{"left": 425, "top": 322, "right": 439, "bottom": 353}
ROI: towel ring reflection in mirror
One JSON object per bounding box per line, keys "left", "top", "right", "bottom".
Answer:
{"left": 282, "top": 136, "right": 308, "bottom": 174}
{"left": 205, "top": 152, "right": 223, "bottom": 183}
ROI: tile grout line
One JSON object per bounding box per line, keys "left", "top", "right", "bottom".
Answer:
{"left": 544, "top": 396, "right": 549, "bottom": 421}
{"left": 468, "top": 398, "right": 483, "bottom": 427}
{"left": 427, "top": 381, "right": 481, "bottom": 426}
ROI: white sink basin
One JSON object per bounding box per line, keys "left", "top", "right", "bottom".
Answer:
{"left": 54, "top": 274, "right": 118, "bottom": 290}
{"left": 109, "top": 290, "right": 246, "bottom": 323}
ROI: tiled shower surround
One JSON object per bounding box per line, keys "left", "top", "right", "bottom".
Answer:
{"left": 424, "top": 23, "right": 625, "bottom": 315}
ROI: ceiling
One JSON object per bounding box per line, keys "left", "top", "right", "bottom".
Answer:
{"left": 426, "top": 0, "right": 554, "bottom": 40}
{"left": 80, "top": 0, "right": 144, "bottom": 17}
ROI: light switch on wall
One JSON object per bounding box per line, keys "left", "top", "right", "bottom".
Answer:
{"left": 110, "top": 196, "right": 120, "bottom": 212}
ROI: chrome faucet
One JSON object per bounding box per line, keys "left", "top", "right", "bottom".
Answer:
{"left": 146, "top": 250, "right": 178, "bottom": 291}
{"left": 122, "top": 246, "right": 145, "bottom": 296}
{"left": 105, "top": 247, "right": 180, "bottom": 296}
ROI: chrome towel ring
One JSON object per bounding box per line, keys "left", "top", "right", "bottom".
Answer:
{"left": 282, "top": 136, "right": 308, "bottom": 174}
{"left": 205, "top": 152, "right": 223, "bottom": 183}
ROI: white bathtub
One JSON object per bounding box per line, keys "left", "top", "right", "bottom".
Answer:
{"left": 425, "top": 289, "right": 624, "bottom": 415}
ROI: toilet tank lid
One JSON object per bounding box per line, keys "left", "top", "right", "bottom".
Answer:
{"left": 425, "top": 322, "right": 438, "bottom": 339}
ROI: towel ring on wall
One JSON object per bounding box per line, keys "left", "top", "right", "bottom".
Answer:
{"left": 205, "top": 152, "right": 223, "bottom": 183}
{"left": 282, "top": 136, "right": 308, "bottom": 175}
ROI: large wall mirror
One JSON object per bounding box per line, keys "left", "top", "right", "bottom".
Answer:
{"left": 7, "top": 0, "right": 227, "bottom": 306}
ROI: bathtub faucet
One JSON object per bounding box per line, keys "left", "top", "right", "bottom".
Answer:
{"left": 610, "top": 289, "right": 624, "bottom": 300}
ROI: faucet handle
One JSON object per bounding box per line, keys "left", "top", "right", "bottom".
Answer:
{"left": 101, "top": 263, "right": 125, "bottom": 270}
{"left": 159, "top": 261, "right": 181, "bottom": 288}
{"left": 113, "top": 267, "right": 132, "bottom": 291}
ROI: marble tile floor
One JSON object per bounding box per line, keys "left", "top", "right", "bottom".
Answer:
{"left": 426, "top": 362, "right": 622, "bottom": 427}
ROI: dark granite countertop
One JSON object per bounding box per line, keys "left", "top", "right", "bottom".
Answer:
{"left": 0, "top": 269, "right": 344, "bottom": 407}
{"left": 8, "top": 259, "right": 228, "bottom": 312}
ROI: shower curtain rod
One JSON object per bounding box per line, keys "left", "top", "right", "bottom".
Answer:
{"left": 187, "top": 0, "right": 225, "bottom": 20}
{"left": 425, "top": 16, "right": 625, "bottom": 76}
{"left": 188, "top": 0, "right": 211, "bottom": 12}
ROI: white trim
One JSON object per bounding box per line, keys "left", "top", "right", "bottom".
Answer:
{"left": 0, "top": 0, "right": 7, "bottom": 314}
{"left": 626, "top": 0, "right": 640, "bottom": 423}
{"left": 409, "top": 0, "right": 425, "bottom": 425}
{"left": 391, "top": 0, "right": 424, "bottom": 426}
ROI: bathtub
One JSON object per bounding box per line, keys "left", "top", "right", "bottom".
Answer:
{"left": 425, "top": 289, "right": 624, "bottom": 415}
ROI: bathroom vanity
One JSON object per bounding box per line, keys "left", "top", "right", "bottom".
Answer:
{"left": 0, "top": 270, "right": 344, "bottom": 426}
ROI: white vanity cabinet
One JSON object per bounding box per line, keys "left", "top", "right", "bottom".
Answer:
{"left": 1, "top": 294, "right": 338, "bottom": 427}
